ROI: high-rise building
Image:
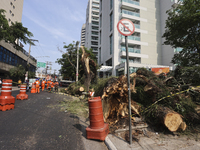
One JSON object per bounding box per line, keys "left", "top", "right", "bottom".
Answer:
{"left": 81, "top": 24, "right": 86, "bottom": 46}
{"left": 0, "top": 0, "right": 37, "bottom": 79}
{"left": 98, "top": 0, "right": 181, "bottom": 76}
{"left": 85, "top": 0, "right": 100, "bottom": 58}
{"left": 0, "top": 0, "right": 24, "bottom": 25}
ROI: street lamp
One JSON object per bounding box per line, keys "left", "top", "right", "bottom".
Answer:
{"left": 25, "top": 39, "right": 39, "bottom": 81}
{"left": 76, "top": 41, "right": 80, "bottom": 82}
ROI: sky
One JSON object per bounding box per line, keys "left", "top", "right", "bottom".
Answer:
{"left": 21, "top": 0, "right": 88, "bottom": 74}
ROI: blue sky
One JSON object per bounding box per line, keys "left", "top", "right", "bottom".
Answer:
{"left": 22, "top": 0, "right": 88, "bottom": 74}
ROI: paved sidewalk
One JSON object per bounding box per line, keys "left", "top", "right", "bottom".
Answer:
{"left": 105, "top": 131, "right": 200, "bottom": 150}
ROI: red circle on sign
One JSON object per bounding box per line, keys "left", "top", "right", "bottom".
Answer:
{"left": 117, "top": 19, "right": 135, "bottom": 36}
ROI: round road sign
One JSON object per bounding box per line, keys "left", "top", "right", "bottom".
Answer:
{"left": 117, "top": 19, "right": 135, "bottom": 36}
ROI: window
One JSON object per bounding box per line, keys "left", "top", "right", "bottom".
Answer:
{"left": 100, "top": 0, "right": 102, "bottom": 11}
{"left": 99, "top": 31, "right": 101, "bottom": 44}
{"left": 110, "top": 0, "right": 113, "bottom": 10}
{"left": 110, "top": 12, "right": 113, "bottom": 31}
{"left": 110, "top": 35, "right": 113, "bottom": 55}
{"left": 99, "top": 48, "right": 101, "bottom": 64}
{"left": 100, "top": 14, "right": 102, "bottom": 28}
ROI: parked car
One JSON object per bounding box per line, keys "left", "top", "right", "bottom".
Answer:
{"left": 59, "top": 80, "right": 74, "bottom": 87}
{"left": 28, "top": 78, "right": 36, "bottom": 88}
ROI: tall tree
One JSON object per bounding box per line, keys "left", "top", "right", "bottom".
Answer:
{"left": 0, "top": 9, "right": 34, "bottom": 49}
{"left": 162, "top": 0, "right": 200, "bottom": 66}
{"left": 9, "top": 65, "right": 26, "bottom": 81}
{"left": 56, "top": 41, "right": 97, "bottom": 82}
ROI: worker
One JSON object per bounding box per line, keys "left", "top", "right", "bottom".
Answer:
{"left": 54, "top": 81, "right": 59, "bottom": 92}
{"left": 41, "top": 78, "right": 46, "bottom": 91}
{"left": 47, "top": 80, "right": 52, "bottom": 93}
{"left": 47, "top": 80, "right": 50, "bottom": 90}
{"left": 49, "top": 79, "right": 54, "bottom": 93}
{"left": 35, "top": 78, "right": 40, "bottom": 93}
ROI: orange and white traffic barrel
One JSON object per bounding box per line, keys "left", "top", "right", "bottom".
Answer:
{"left": 31, "top": 83, "right": 36, "bottom": 93}
{"left": 16, "top": 84, "right": 28, "bottom": 100}
{"left": 0, "top": 79, "right": 15, "bottom": 111}
{"left": 86, "top": 96, "right": 109, "bottom": 141}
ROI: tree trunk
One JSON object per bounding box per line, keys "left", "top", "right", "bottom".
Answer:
{"left": 156, "top": 106, "right": 186, "bottom": 132}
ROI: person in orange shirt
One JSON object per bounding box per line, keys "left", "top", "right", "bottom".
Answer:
{"left": 41, "top": 78, "right": 46, "bottom": 91}
{"left": 47, "top": 80, "right": 50, "bottom": 90}
{"left": 49, "top": 80, "right": 54, "bottom": 92}
{"left": 35, "top": 78, "right": 40, "bottom": 93}
{"left": 54, "top": 81, "right": 59, "bottom": 92}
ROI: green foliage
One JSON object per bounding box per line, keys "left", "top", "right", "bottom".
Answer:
{"left": 0, "top": 9, "right": 34, "bottom": 49}
{"left": 9, "top": 65, "right": 25, "bottom": 81}
{"left": 162, "top": 0, "right": 200, "bottom": 66}
{"left": 56, "top": 41, "right": 97, "bottom": 81}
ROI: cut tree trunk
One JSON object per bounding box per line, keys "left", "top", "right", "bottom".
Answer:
{"left": 156, "top": 106, "right": 186, "bottom": 132}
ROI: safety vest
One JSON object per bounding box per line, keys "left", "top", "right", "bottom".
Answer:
{"left": 42, "top": 80, "right": 46, "bottom": 85}
{"left": 36, "top": 81, "right": 40, "bottom": 88}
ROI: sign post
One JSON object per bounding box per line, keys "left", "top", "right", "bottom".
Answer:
{"left": 37, "top": 62, "right": 46, "bottom": 68}
{"left": 117, "top": 19, "right": 135, "bottom": 145}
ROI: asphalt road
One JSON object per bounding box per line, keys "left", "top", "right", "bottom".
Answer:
{"left": 0, "top": 90, "right": 86, "bottom": 150}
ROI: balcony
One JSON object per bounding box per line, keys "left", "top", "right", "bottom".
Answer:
{"left": 120, "top": 51, "right": 148, "bottom": 59}
{"left": 121, "top": 0, "right": 139, "bottom": 6}
{"left": 122, "top": 35, "right": 140, "bottom": 41}
{"left": 122, "top": 9, "right": 140, "bottom": 17}
{"left": 93, "top": 0, "right": 99, "bottom": 3}
{"left": 92, "top": 7, "right": 99, "bottom": 12}
{"left": 120, "top": 38, "right": 148, "bottom": 46}
{"left": 121, "top": 46, "right": 140, "bottom": 53}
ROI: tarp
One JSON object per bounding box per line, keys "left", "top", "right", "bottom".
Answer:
{"left": 97, "top": 66, "right": 113, "bottom": 72}
{"left": 151, "top": 68, "right": 170, "bottom": 75}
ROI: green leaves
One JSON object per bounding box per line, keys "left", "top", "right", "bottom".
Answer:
{"left": 0, "top": 9, "right": 34, "bottom": 50}
{"left": 163, "top": 0, "right": 200, "bottom": 66}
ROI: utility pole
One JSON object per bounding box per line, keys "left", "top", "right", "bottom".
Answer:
{"left": 25, "top": 39, "right": 38, "bottom": 81}
{"left": 76, "top": 41, "right": 80, "bottom": 82}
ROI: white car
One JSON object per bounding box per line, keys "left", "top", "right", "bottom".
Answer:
{"left": 29, "top": 78, "right": 36, "bottom": 88}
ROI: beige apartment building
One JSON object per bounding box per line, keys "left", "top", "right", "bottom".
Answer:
{"left": 94, "top": 0, "right": 182, "bottom": 76}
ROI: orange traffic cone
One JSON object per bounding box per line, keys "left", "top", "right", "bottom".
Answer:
{"left": 86, "top": 96, "right": 109, "bottom": 141}
{"left": 31, "top": 83, "right": 36, "bottom": 93}
{"left": 16, "top": 84, "right": 28, "bottom": 100}
{"left": 0, "top": 79, "right": 15, "bottom": 111}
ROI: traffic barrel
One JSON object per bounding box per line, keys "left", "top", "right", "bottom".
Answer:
{"left": 0, "top": 79, "right": 15, "bottom": 111}
{"left": 31, "top": 83, "right": 36, "bottom": 93}
{"left": 86, "top": 96, "right": 109, "bottom": 141}
{"left": 16, "top": 84, "right": 28, "bottom": 100}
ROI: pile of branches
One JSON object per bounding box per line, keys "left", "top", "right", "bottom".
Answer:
{"left": 101, "top": 68, "right": 200, "bottom": 133}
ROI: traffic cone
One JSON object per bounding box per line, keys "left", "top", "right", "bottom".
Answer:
{"left": 16, "top": 84, "right": 28, "bottom": 100}
{"left": 0, "top": 79, "right": 15, "bottom": 111}
{"left": 31, "top": 83, "right": 36, "bottom": 93}
{"left": 86, "top": 96, "right": 109, "bottom": 141}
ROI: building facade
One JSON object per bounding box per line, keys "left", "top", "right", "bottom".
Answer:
{"left": 81, "top": 24, "right": 86, "bottom": 46}
{"left": 0, "top": 0, "right": 37, "bottom": 79}
{"left": 85, "top": 0, "right": 100, "bottom": 58}
{"left": 98, "top": 0, "right": 181, "bottom": 76}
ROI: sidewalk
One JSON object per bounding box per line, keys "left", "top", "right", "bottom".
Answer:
{"left": 105, "top": 130, "right": 200, "bottom": 150}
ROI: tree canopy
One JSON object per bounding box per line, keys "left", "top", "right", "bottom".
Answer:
{"left": 0, "top": 9, "right": 34, "bottom": 49}
{"left": 56, "top": 41, "right": 97, "bottom": 81}
{"left": 162, "top": 0, "right": 200, "bottom": 66}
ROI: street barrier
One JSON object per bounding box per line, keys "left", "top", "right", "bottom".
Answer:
{"left": 31, "top": 83, "right": 36, "bottom": 93}
{"left": 0, "top": 79, "right": 15, "bottom": 111}
{"left": 86, "top": 96, "right": 109, "bottom": 141}
{"left": 16, "top": 84, "right": 28, "bottom": 100}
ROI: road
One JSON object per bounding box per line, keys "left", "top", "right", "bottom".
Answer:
{"left": 0, "top": 88, "right": 107, "bottom": 150}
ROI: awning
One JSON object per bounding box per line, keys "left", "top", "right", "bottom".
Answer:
{"left": 97, "top": 66, "right": 113, "bottom": 72}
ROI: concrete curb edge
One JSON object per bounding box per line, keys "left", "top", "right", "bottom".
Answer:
{"left": 105, "top": 136, "right": 118, "bottom": 150}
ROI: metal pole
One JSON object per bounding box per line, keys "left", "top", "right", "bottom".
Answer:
{"left": 25, "top": 43, "right": 31, "bottom": 81}
{"left": 125, "top": 36, "right": 132, "bottom": 144}
{"left": 76, "top": 41, "right": 80, "bottom": 82}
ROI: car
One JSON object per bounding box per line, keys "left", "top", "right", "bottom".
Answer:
{"left": 28, "top": 78, "right": 36, "bottom": 88}
{"left": 59, "top": 80, "right": 74, "bottom": 87}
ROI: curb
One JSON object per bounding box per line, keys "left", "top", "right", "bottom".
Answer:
{"left": 105, "top": 136, "right": 118, "bottom": 150}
